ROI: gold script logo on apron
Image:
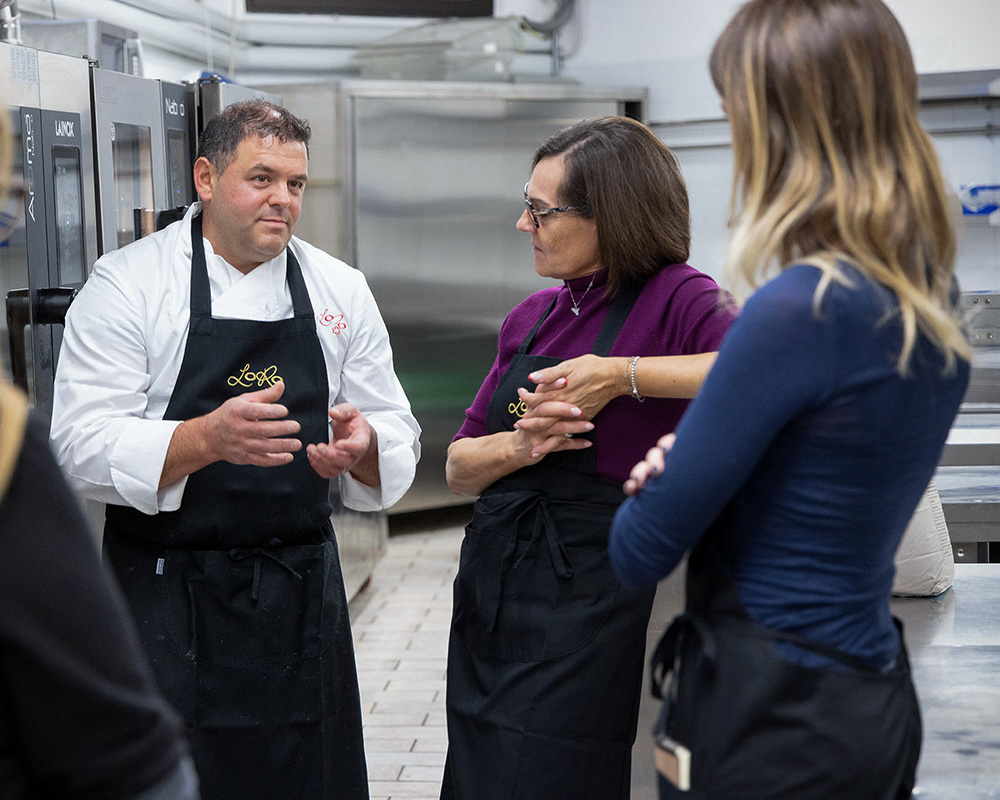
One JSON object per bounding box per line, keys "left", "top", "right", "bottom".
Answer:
{"left": 508, "top": 398, "right": 527, "bottom": 419}
{"left": 228, "top": 363, "right": 283, "bottom": 388}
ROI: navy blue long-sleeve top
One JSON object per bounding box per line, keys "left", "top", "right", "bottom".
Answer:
{"left": 609, "top": 264, "right": 969, "bottom": 668}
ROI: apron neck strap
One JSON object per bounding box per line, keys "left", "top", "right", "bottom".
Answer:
{"left": 516, "top": 293, "right": 559, "bottom": 356}
{"left": 592, "top": 281, "right": 642, "bottom": 356}
{"left": 516, "top": 278, "right": 644, "bottom": 358}
{"left": 189, "top": 212, "right": 312, "bottom": 319}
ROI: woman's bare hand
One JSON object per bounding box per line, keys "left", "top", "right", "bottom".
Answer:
{"left": 512, "top": 387, "right": 595, "bottom": 459}
{"left": 525, "top": 354, "right": 626, "bottom": 420}
{"left": 623, "top": 433, "right": 676, "bottom": 495}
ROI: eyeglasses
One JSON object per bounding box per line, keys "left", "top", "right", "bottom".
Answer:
{"left": 523, "top": 182, "right": 580, "bottom": 228}
{"left": 0, "top": 178, "right": 27, "bottom": 245}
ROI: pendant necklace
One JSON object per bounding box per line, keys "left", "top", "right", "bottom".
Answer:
{"left": 566, "top": 273, "right": 597, "bottom": 316}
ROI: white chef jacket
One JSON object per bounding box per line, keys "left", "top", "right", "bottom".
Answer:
{"left": 50, "top": 203, "right": 420, "bottom": 516}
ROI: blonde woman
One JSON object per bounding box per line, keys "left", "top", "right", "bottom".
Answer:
{"left": 609, "top": 1, "right": 970, "bottom": 798}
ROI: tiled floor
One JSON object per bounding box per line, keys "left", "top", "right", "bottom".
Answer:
{"left": 349, "top": 518, "right": 1000, "bottom": 800}
{"left": 347, "top": 509, "right": 675, "bottom": 800}
{"left": 349, "top": 524, "right": 465, "bottom": 800}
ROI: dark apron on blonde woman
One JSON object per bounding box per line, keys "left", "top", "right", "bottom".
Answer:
{"left": 649, "top": 527, "right": 922, "bottom": 800}
{"left": 103, "top": 214, "right": 369, "bottom": 800}
{"left": 442, "top": 283, "right": 657, "bottom": 800}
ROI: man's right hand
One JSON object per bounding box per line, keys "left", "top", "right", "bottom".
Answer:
{"left": 203, "top": 380, "right": 302, "bottom": 466}
{"left": 159, "top": 380, "right": 302, "bottom": 488}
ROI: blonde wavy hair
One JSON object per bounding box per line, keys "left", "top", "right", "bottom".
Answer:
{"left": 710, "top": 0, "right": 971, "bottom": 373}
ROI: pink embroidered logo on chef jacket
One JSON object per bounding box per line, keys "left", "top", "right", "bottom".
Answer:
{"left": 318, "top": 309, "right": 347, "bottom": 335}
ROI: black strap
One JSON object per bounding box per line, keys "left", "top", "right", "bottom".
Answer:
{"left": 726, "top": 615, "right": 886, "bottom": 673}
{"left": 516, "top": 294, "right": 558, "bottom": 356}
{"left": 650, "top": 610, "right": 885, "bottom": 697}
{"left": 592, "top": 281, "right": 642, "bottom": 357}
{"left": 516, "top": 278, "right": 644, "bottom": 357}
{"left": 649, "top": 613, "right": 717, "bottom": 700}
{"left": 189, "top": 212, "right": 313, "bottom": 319}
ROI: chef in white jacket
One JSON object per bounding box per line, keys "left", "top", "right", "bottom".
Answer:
{"left": 50, "top": 99, "right": 419, "bottom": 800}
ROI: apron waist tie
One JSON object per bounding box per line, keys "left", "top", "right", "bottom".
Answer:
{"left": 486, "top": 495, "right": 574, "bottom": 634}
{"left": 650, "top": 613, "right": 717, "bottom": 699}
{"left": 650, "top": 610, "right": 887, "bottom": 705}
{"left": 229, "top": 539, "right": 304, "bottom": 603}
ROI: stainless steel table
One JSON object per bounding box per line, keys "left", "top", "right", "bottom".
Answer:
{"left": 630, "top": 564, "right": 1000, "bottom": 799}
{"left": 894, "top": 564, "right": 1000, "bottom": 799}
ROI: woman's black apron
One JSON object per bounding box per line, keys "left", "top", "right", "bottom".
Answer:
{"left": 103, "top": 214, "right": 369, "bottom": 800}
{"left": 441, "top": 282, "right": 657, "bottom": 800}
{"left": 649, "top": 523, "right": 922, "bottom": 799}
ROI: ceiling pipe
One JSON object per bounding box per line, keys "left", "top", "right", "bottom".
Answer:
{"left": 0, "top": 0, "right": 22, "bottom": 44}
{"left": 15, "top": 0, "right": 557, "bottom": 81}
{"left": 521, "top": 0, "right": 575, "bottom": 37}
{"left": 520, "top": 0, "right": 575, "bottom": 77}
{"left": 18, "top": 0, "right": 416, "bottom": 48}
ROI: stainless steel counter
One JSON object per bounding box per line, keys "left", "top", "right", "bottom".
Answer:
{"left": 894, "top": 564, "right": 1000, "bottom": 799}
{"left": 630, "top": 564, "right": 1000, "bottom": 799}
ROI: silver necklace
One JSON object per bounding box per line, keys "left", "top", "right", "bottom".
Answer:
{"left": 566, "top": 273, "right": 597, "bottom": 316}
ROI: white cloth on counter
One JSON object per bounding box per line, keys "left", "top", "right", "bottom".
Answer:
{"left": 50, "top": 202, "right": 420, "bottom": 516}
{"left": 892, "top": 480, "right": 954, "bottom": 597}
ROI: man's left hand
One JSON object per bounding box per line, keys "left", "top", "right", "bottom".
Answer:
{"left": 306, "top": 404, "right": 380, "bottom": 485}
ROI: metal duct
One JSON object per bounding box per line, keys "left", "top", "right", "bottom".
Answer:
{"left": 14, "top": 0, "right": 555, "bottom": 80}
{"left": 18, "top": 0, "right": 413, "bottom": 49}
{"left": 0, "top": 0, "right": 21, "bottom": 43}
{"left": 522, "top": 0, "right": 575, "bottom": 36}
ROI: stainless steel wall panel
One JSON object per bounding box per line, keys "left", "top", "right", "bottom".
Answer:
{"left": 273, "top": 80, "right": 646, "bottom": 512}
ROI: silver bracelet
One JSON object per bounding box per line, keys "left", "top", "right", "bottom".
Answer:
{"left": 629, "top": 355, "right": 644, "bottom": 402}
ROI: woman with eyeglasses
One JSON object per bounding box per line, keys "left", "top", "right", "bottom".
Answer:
{"left": 440, "top": 115, "right": 738, "bottom": 800}
{"left": 610, "top": 1, "right": 970, "bottom": 797}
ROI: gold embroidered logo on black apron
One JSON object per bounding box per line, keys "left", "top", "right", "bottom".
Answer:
{"left": 508, "top": 398, "right": 527, "bottom": 418}
{"left": 228, "top": 363, "right": 283, "bottom": 388}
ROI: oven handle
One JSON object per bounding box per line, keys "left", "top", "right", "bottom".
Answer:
{"left": 5, "top": 287, "right": 77, "bottom": 393}
{"left": 5, "top": 288, "right": 29, "bottom": 393}
{"left": 35, "top": 286, "right": 78, "bottom": 326}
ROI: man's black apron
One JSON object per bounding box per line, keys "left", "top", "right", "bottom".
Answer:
{"left": 441, "top": 282, "right": 657, "bottom": 800}
{"left": 649, "top": 524, "right": 922, "bottom": 799}
{"left": 103, "top": 213, "right": 369, "bottom": 800}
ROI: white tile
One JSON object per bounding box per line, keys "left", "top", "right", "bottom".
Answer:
{"left": 399, "top": 765, "right": 446, "bottom": 783}
{"left": 370, "top": 693, "right": 439, "bottom": 711}
{"left": 362, "top": 713, "right": 429, "bottom": 727}
{"left": 368, "top": 782, "right": 441, "bottom": 798}
{"left": 365, "top": 751, "right": 446, "bottom": 767}
{"left": 422, "top": 710, "right": 447, "bottom": 727}
{"left": 383, "top": 679, "right": 446, "bottom": 692}
{"left": 350, "top": 528, "right": 462, "bottom": 797}
{"left": 367, "top": 763, "right": 404, "bottom": 781}
{"left": 411, "top": 737, "right": 449, "bottom": 754}
{"left": 362, "top": 737, "right": 417, "bottom": 752}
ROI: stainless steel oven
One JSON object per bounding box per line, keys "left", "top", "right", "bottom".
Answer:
{"left": 196, "top": 75, "right": 281, "bottom": 135}
{"left": 160, "top": 79, "right": 195, "bottom": 214}
{"left": 91, "top": 67, "right": 167, "bottom": 255}
{"left": 0, "top": 44, "right": 96, "bottom": 422}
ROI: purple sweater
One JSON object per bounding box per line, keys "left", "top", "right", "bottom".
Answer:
{"left": 455, "top": 266, "right": 738, "bottom": 483}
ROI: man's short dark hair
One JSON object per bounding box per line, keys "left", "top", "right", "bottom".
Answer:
{"left": 197, "top": 100, "right": 312, "bottom": 174}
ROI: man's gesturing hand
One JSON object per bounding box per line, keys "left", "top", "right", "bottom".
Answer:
{"left": 160, "top": 380, "right": 302, "bottom": 489}
{"left": 307, "top": 403, "right": 379, "bottom": 486}
{"left": 204, "top": 380, "right": 302, "bottom": 466}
